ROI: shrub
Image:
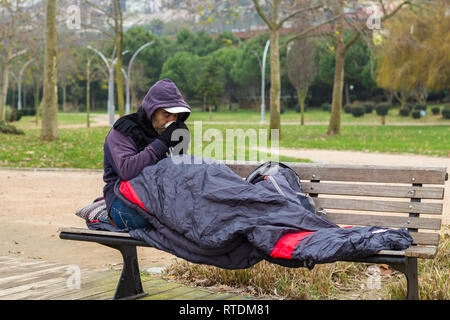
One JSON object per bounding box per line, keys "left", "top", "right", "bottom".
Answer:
{"left": 414, "top": 104, "right": 427, "bottom": 111}
{"left": 363, "top": 102, "right": 375, "bottom": 114}
{"left": 351, "top": 104, "right": 365, "bottom": 117}
{"left": 442, "top": 105, "right": 450, "bottom": 119}
{"left": 399, "top": 108, "right": 410, "bottom": 117}
{"left": 321, "top": 103, "right": 331, "bottom": 112}
{"left": 376, "top": 103, "right": 390, "bottom": 116}
{"left": 5, "top": 106, "right": 12, "bottom": 122}
{"left": 411, "top": 110, "right": 421, "bottom": 119}
{"left": 405, "top": 103, "right": 414, "bottom": 111}
{"left": 431, "top": 107, "right": 440, "bottom": 115}
{"left": 6, "top": 107, "right": 22, "bottom": 122}
{"left": 296, "top": 103, "right": 307, "bottom": 113}
{"left": 21, "top": 108, "right": 36, "bottom": 116}
{"left": 376, "top": 103, "right": 390, "bottom": 125}
{"left": 343, "top": 104, "right": 353, "bottom": 114}
{"left": 0, "top": 120, "right": 24, "bottom": 135}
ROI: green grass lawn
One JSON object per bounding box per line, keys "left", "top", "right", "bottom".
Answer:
{"left": 0, "top": 125, "right": 310, "bottom": 169}
{"left": 187, "top": 103, "right": 449, "bottom": 124}
{"left": 13, "top": 113, "right": 97, "bottom": 130}
{"left": 20, "top": 102, "right": 445, "bottom": 127}
{"left": 1, "top": 116, "right": 448, "bottom": 169}
{"left": 280, "top": 124, "right": 450, "bottom": 157}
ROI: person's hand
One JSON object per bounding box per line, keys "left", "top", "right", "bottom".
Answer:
{"left": 170, "top": 122, "right": 190, "bottom": 149}
{"left": 158, "top": 122, "right": 189, "bottom": 148}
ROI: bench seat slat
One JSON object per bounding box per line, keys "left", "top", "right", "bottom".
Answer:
{"left": 377, "top": 246, "right": 437, "bottom": 259}
{"left": 301, "top": 182, "right": 444, "bottom": 199}
{"left": 225, "top": 162, "right": 448, "bottom": 184}
{"left": 322, "top": 212, "right": 441, "bottom": 230}
{"left": 314, "top": 198, "right": 443, "bottom": 215}
{"left": 58, "top": 227, "right": 439, "bottom": 256}
{"left": 58, "top": 227, "right": 132, "bottom": 238}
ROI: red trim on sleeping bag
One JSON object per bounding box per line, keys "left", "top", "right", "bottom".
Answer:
{"left": 270, "top": 226, "right": 354, "bottom": 259}
{"left": 119, "top": 181, "right": 148, "bottom": 213}
{"left": 270, "top": 231, "right": 314, "bottom": 259}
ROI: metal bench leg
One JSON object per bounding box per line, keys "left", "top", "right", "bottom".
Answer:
{"left": 404, "top": 257, "right": 419, "bottom": 300}
{"left": 105, "top": 244, "right": 148, "bottom": 300}
{"left": 392, "top": 257, "right": 419, "bottom": 300}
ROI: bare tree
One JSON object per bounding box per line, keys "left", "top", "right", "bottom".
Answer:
{"left": 251, "top": 0, "right": 346, "bottom": 138}
{"left": 326, "top": 0, "right": 417, "bottom": 135}
{"left": 41, "top": 0, "right": 58, "bottom": 141}
{"left": 0, "top": 0, "right": 34, "bottom": 121}
{"left": 286, "top": 36, "right": 317, "bottom": 125}
{"left": 82, "top": 0, "right": 129, "bottom": 117}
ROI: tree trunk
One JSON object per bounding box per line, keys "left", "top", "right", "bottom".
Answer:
{"left": 269, "top": 29, "right": 281, "bottom": 138}
{"left": 203, "top": 94, "right": 207, "bottom": 112}
{"left": 86, "top": 58, "right": 91, "bottom": 128}
{"left": 62, "top": 85, "right": 67, "bottom": 112}
{"left": 0, "top": 50, "right": 11, "bottom": 121}
{"left": 327, "top": 10, "right": 345, "bottom": 136}
{"left": 34, "top": 83, "right": 40, "bottom": 125}
{"left": 113, "top": 0, "right": 125, "bottom": 117}
{"left": 297, "top": 88, "right": 307, "bottom": 126}
{"left": 41, "top": 0, "right": 59, "bottom": 141}
{"left": 23, "top": 87, "right": 27, "bottom": 111}
{"left": 345, "top": 81, "right": 351, "bottom": 105}
{"left": 384, "top": 89, "right": 393, "bottom": 106}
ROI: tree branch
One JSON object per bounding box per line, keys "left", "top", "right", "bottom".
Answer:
{"left": 280, "top": 13, "right": 344, "bottom": 50}
{"left": 380, "top": 0, "right": 411, "bottom": 22}
{"left": 344, "top": 32, "right": 361, "bottom": 52}
{"left": 252, "top": 0, "right": 275, "bottom": 30}
{"left": 277, "top": 4, "right": 323, "bottom": 29}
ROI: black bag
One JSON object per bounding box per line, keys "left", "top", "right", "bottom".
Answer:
{"left": 245, "top": 161, "right": 326, "bottom": 217}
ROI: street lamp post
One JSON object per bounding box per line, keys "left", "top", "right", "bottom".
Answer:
{"left": 8, "top": 71, "right": 18, "bottom": 109}
{"left": 252, "top": 40, "right": 270, "bottom": 124}
{"left": 8, "top": 58, "right": 36, "bottom": 111}
{"left": 87, "top": 45, "right": 115, "bottom": 126}
{"left": 87, "top": 46, "right": 129, "bottom": 126}
{"left": 125, "top": 41, "right": 153, "bottom": 114}
{"left": 17, "top": 58, "right": 36, "bottom": 111}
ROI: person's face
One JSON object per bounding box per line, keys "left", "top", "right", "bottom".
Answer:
{"left": 152, "top": 109, "right": 178, "bottom": 135}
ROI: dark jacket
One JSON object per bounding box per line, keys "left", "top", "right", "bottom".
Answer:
{"left": 103, "top": 79, "right": 191, "bottom": 213}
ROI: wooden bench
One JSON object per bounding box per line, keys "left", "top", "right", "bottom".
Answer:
{"left": 59, "top": 161, "right": 448, "bottom": 300}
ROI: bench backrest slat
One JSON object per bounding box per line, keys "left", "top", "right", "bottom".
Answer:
{"left": 314, "top": 198, "right": 443, "bottom": 215}
{"left": 225, "top": 162, "right": 448, "bottom": 184}
{"left": 322, "top": 212, "right": 441, "bottom": 230}
{"left": 301, "top": 182, "right": 444, "bottom": 199}
{"left": 409, "top": 232, "right": 440, "bottom": 246}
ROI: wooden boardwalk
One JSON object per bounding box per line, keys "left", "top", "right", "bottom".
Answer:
{"left": 0, "top": 256, "right": 254, "bottom": 300}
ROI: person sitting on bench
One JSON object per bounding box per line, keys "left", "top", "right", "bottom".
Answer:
{"left": 103, "top": 78, "right": 191, "bottom": 229}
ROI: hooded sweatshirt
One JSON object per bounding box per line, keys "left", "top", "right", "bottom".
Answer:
{"left": 102, "top": 79, "right": 191, "bottom": 213}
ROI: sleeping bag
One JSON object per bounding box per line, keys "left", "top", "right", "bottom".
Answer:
{"left": 101, "top": 154, "right": 413, "bottom": 270}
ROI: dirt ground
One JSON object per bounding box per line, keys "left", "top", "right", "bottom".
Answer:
{"left": 0, "top": 148, "right": 448, "bottom": 271}
{"left": 0, "top": 168, "right": 176, "bottom": 270}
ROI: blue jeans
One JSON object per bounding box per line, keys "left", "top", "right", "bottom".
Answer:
{"left": 110, "top": 198, "right": 150, "bottom": 229}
